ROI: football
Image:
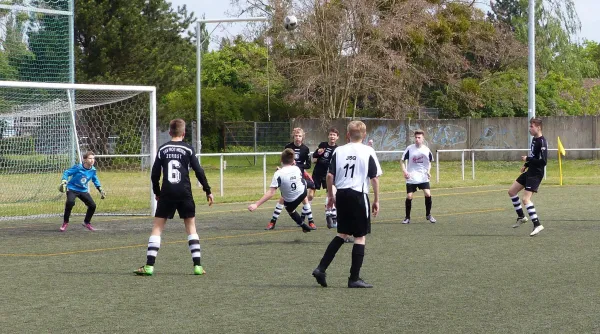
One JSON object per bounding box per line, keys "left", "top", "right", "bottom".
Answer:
{"left": 284, "top": 15, "right": 298, "bottom": 31}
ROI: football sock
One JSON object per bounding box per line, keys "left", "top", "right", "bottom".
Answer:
{"left": 318, "top": 236, "right": 346, "bottom": 271}
{"left": 84, "top": 203, "right": 96, "bottom": 223}
{"left": 271, "top": 203, "right": 283, "bottom": 222}
{"left": 146, "top": 235, "right": 161, "bottom": 266}
{"left": 511, "top": 195, "right": 525, "bottom": 217}
{"left": 331, "top": 206, "right": 337, "bottom": 219}
{"left": 302, "top": 203, "right": 313, "bottom": 222}
{"left": 188, "top": 234, "right": 201, "bottom": 266}
{"left": 425, "top": 196, "right": 432, "bottom": 216}
{"left": 289, "top": 211, "right": 304, "bottom": 226}
{"left": 525, "top": 202, "right": 540, "bottom": 226}
{"left": 405, "top": 198, "right": 412, "bottom": 219}
{"left": 349, "top": 244, "right": 365, "bottom": 281}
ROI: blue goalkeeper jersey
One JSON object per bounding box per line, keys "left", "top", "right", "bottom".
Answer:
{"left": 62, "top": 164, "right": 102, "bottom": 193}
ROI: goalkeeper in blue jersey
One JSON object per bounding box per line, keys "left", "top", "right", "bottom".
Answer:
{"left": 58, "top": 151, "right": 106, "bottom": 232}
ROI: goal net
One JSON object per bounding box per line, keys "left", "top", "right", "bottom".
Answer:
{"left": 0, "top": 81, "right": 156, "bottom": 221}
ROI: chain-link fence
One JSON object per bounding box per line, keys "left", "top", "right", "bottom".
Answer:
{"left": 222, "top": 121, "right": 291, "bottom": 166}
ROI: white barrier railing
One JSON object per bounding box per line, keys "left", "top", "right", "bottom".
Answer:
{"left": 435, "top": 148, "right": 600, "bottom": 183}
{"left": 198, "top": 150, "right": 404, "bottom": 196}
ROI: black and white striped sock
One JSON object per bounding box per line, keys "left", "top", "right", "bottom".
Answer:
{"left": 146, "top": 235, "right": 160, "bottom": 266}
{"left": 188, "top": 234, "right": 201, "bottom": 266}
{"left": 511, "top": 195, "right": 525, "bottom": 218}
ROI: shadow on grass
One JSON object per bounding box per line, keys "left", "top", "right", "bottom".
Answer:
{"left": 234, "top": 239, "right": 322, "bottom": 246}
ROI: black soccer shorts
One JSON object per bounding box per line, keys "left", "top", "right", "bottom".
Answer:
{"left": 155, "top": 198, "right": 196, "bottom": 219}
{"left": 516, "top": 173, "right": 543, "bottom": 193}
{"left": 335, "top": 188, "right": 371, "bottom": 238}
{"left": 406, "top": 182, "right": 431, "bottom": 193}
{"left": 312, "top": 173, "right": 327, "bottom": 190}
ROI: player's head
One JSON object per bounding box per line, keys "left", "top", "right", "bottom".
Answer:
{"left": 292, "top": 128, "right": 304, "bottom": 145}
{"left": 529, "top": 117, "right": 542, "bottom": 137}
{"left": 414, "top": 129, "right": 425, "bottom": 146}
{"left": 169, "top": 119, "right": 186, "bottom": 138}
{"left": 281, "top": 148, "right": 295, "bottom": 165}
{"left": 328, "top": 128, "right": 339, "bottom": 144}
{"left": 82, "top": 151, "right": 95, "bottom": 168}
{"left": 347, "top": 121, "right": 366, "bottom": 143}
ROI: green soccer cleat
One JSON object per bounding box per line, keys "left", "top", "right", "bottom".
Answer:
{"left": 134, "top": 265, "right": 154, "bottom": 276}
{"left": 193, "top": 265, "right": 206, "bottom": 275}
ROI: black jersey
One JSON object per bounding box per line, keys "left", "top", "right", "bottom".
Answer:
{"left": 524, "top": 136, "right": 548, "bottom": 177}
{"left": 151, "top": 140, "right": 211, "bottom": 200}
{"left": 312, "top": 141, "right": 338, "bottom": 176}
{"left": 285, "top": 142, "right": 311, "bottom": 173}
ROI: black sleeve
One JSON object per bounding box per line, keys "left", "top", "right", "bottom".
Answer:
{"left": 150, "top": 153, "right": 162, "bottom": 196}
{"left": 190, "top": 154, "right": 211, "bottom": 195}
{"left": 312, "top": 142, "right": 326, "bottom": 158}
{"left": 298, "top": 146, "right": 311, "bottom": 170}
{"left": 328, "top": 152, "right": 337, "bottom": 175}
{"left": 368, "top": 155, "right": 378, "bottom": 179}
{"left": 402, "top": 150, "right": 409, "bottom": 161}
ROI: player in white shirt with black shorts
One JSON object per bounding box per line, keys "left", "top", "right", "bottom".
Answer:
{"left": 248, "top": 149, "right": 312, "bottom": 233}
{"left": 400, "top": 129, "right": 436, "bottom": 224}
{"left": 312, "top": 121, "right": 382, "bottom": 288}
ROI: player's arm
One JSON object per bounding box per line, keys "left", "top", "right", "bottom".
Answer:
{"left": 91, "top": 173, "right": 106, "bottom": 199}
{"left": 248, "top": 187, "right": 278, "bottom": 212}
{"left": 58, "top": 165, "right": 76, "bottom": 192}
{"left": 427, "top": 151, "right": 433, "bottom": 178}
{"left": 526, "top": 139, "right": 548, "bottom": 167}
{"left": 368, "top": 154, "right": 382, "bottom": 217}
{"left": 312, "top": 143, "right": 326, "bottom": 162}
{"left": 326, "top": 152, "right": 337, "bottom": 209}
{"left": 400, "top": 150, "right": 410, "bottom": 179}
{"left": 298, "top": 146, "right": 311, "bottom": 170}
{"left": 150, "top": 155, "right": 162, "bottom": 197}
{"left": 190, "top": 154, "right": 213, "bottom": 205}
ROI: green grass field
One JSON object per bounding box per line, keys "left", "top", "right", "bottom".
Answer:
{"left": 1, "top": 184, "right": 599, "bottom": 333}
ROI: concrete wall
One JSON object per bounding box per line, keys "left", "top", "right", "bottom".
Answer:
{"left": 293, "top": 117, "right": 600, "bottom": 161}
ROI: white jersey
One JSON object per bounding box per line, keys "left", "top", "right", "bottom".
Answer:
{"left": 270, "top": 165, "right": 306, "bottom": 202}
{"left": 402, "top": 144, "right": 433, "bottom": 184}
{"left": 329, "top": 142, "right": 382, "bottom": 194}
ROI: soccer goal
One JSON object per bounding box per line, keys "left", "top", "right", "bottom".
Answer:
{"left": 0, "top": 81, "right": 157, "bottom": 220}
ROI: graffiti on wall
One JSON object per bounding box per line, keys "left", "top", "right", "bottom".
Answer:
{"left": 418, "top": 123, "right": 467, "bottom": 147}
{"left": 367, "top": 125, "right": 407, "bottom": 151}
{"left": 472, "top": 125, "right": 516, "bottom": 149}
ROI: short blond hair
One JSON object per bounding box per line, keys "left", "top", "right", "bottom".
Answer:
{"left": 347, "top": 121, "right": 366, "bottom": 141}
{"left": 169, "top": 119, "right": 186, "bottom": 137}
{"left": 292, "top": 127, "right": 304, "bottom": 137}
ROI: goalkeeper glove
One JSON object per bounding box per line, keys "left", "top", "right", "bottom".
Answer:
{"left": 98, "top": 187, "right": 106, "bottom": 199}
{"left": 58, "top": 180, "right": 67, "bottom": 193}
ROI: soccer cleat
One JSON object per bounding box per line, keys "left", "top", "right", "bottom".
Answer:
{"left": 265, "top": 222, "right": 276, "bottom": 230}
{"left": 427, "top": 215, "right": 437, "bottom": 223}
{"left": 82, "top": 223, "right": 96, "bottom": 231}
{"left": 326, "top": 215, "right": 334, "bottom": 229}
{"left": 134, "top": 265, "right": 154, "bottom": 276}
{"left": 402, "top": 218, "right": 410, "bottom": 224}
{"left": 348, "top": 278, "right": 373, "bottom": 288}
{"left": 312, "top": 268, "right": 327, "bottom": 287}
{"left": 193, "top": 265, "right": 206, "bottom": 275}
{"left": 308, "top": 222, "right": 317, "bottom": 230}
{"left": 299, "top": 223, "right": 312, "bottom": 233}
{"left": 512, "top": 216, "right": 529, "bottom": 228}
{"left": 530, "top": 225, "right": 544, "bottom": 236}
{"left": 59, "top": 222, "right": 68, "bottom": 232}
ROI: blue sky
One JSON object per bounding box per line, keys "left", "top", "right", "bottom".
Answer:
{"left": 170, "top": 0, "right": 600, "bottom": 48}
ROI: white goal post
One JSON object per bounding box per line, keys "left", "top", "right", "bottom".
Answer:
{"left": 0, "top": 81, "right": 157, "bottom": 220}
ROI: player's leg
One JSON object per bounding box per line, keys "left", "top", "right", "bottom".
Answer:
{"left": 508, "top": 175, "right": 528, "bottom": 227}
{"left": 60, "top": 191, "right": 77, "bottom": 231}
{"left": 403, "top": 184, "right": 416, "bottom": 224}
{"left": 301, "top": 197, "right": 316, "bottom": 230}
{"left": 180, "top": 200, "right": 205, "bottom": 274}
{"left": 347, "top": 192, "right": 372, "bottom": 288}
{"left": 266, "top": 198, "right": 284, "bottom": 230}
{"left": 135, "top": 200, "right": 172, "bottom": 276}
{"left": 78, "top": 192, "right": 97, "bottom": 231}
{"left": 284, "top": 193, "right": 311, "bottom": 232}
{"left": 522, "top": 179, "right": 544, "bottom": 236}
{"left": 423, "top": 185, "right": 436, "bottom": 223}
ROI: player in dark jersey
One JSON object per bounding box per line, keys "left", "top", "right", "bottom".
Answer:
{"left": 311, "top": 128, "right": 339, "bottom": 229}
{"left": 508, "top": 117, "right": 548, "bottom": 236}
{"left": 135, "top": 119, "right": 214, "bottom": 276}
{"left": 265, "top": 128, "right": 317, "bottom": 230}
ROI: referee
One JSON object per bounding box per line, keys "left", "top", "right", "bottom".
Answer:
{"left": 312, "top": 121, "right": 382, "bottom": 288}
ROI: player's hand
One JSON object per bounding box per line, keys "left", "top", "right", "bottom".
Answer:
{"left": 367, "top": 139, "right": 373, "bottom": 147}
{"left": 326, "top": 195, "right": 336, "bottom": 210}
{"left": 520, "top": 166, "right": 527, "bottom": 173}
{"left": 98, "top": 187, "right": 106, "bottom": 199}
{"left": 248, "top": 203, "right": 258, "bottom": 212}
{"left": 206, "top": 194, "right": 214, "bottom": 206}
{"left": 317, "top": 148, "right": 325, "bottom": 155}
{"left": 403, "top": 171, "right": 410, "bottom": 180}
{"left": 426, "top": 172, "right": 431, "bottom": 179}
{"left": 371, "top": 201, "right": 379, "bottom": 217}
{"left": 58, "top": 180, "right": 67, "bottom": 193}
{"left": 155, "top": 195, "right": 159, "bottom": 201}
{"left": 521, "top": 155, "right": 528, "bottom": 162}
